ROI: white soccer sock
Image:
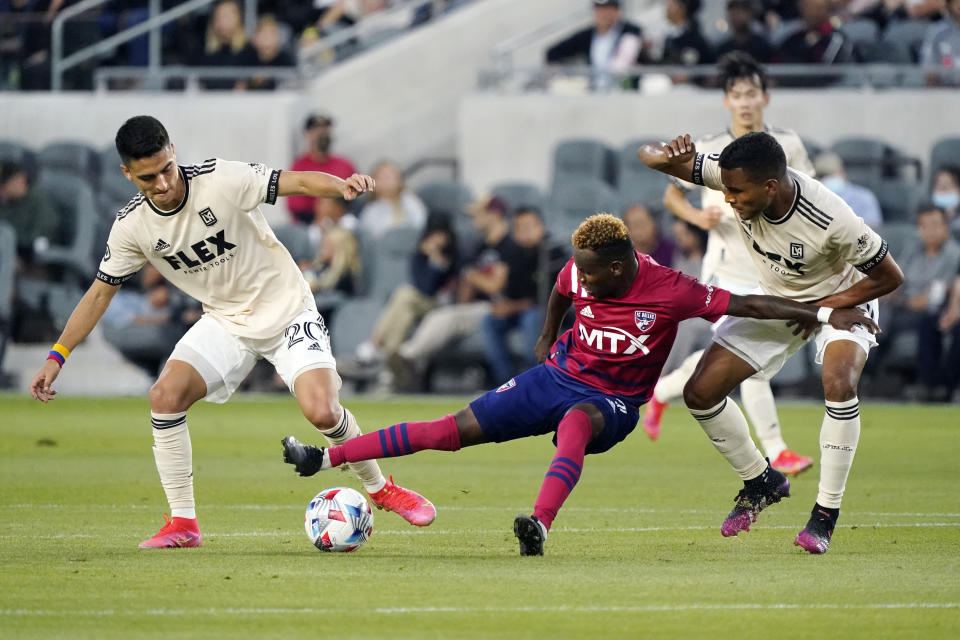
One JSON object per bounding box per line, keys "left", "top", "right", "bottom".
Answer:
{"left": 689, "top": 398, "right": 768, "bottom": 481}
{"left": 150, "top": 412, "right": 196, "bottom": 520}
{"left": 654, "top": 349, "right": 703, "bottom": 403}
{"left": 740, "top": 377, "right": 787, "bottom": 460}
{"left": 817, "top": 398, "right": 861, "bottom": 509}
{"left": 319, "top": 408, "right": 386, "bottom": 494}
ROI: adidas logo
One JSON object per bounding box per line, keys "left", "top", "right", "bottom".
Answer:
{"left": 307, "top": 342, "right": 324, "bottom": 351}
{"left": 154, "top": 238, "right": 171, "bottom": 252}
{"left": 580, "top": 305, "right": 594, "bottom": 318}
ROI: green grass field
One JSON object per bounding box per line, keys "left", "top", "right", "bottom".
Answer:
{"left": 1, "top": 393, "right": 958, "bottom": 639}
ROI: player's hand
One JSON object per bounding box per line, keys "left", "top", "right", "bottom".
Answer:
{"left": 341, "top": 173, "right": 375, "bottom": 201}
{"left": 663, "top": 134, "right": 696, "bottom": 165}
{"left": 829, "top": 308, "right": 880, "bottom": 335}
{"left": 29, "top": 360, "right": 62, "bottom": 403}
{"left": 697, "top": 206, "right": 723, "bottom": 230}
{"left": 785, "top": 318, "right": 819, "bottom": 340}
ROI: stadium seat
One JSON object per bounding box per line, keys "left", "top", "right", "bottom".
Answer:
{"left": 0, "top": 221, "right": 15, "bottom": 345}
{"left": 616, "top": 139, "right": 673, "bottom": 210}
{"left": 831, "top": 137, "right": 887, "bottom": 191}
{"left": 491, "top": 181, "right": 546, "bottom": 213}
{"left": 36, "top": 169, "right": 102, "bottom": 281}
{"left": 548, "top": 176, "right": 621, "bottom": 240}
{"left": 929, "top": 137, "right": 960, "bottom": 184}
{"left": 552, "top": 138, "right": 617, "bottom": 190}
{"left": 801, "top": 138, "right": 822, "bottom": 163}
{"left": 416, "top": 179, "right": 474, "bottom": 218}
{"left": 841, "top": 18, "right": 879, "bottom": 45}
{"left": 873, "top": 180, "right": 923, "bottom": 224}
{"left": 881, "top": 19, "right": 933, "bottom": 62}
{"left": 271, "top": 224, "right": 316, "bottom": 265}
{"left": 365, "top": 225, "right": 420, "bottom": 302}
{"left": 38, "top": 141, "right": 101, "bottom": 186}
{"left": 328, "top": 297, "right": 386, "bottom": 363}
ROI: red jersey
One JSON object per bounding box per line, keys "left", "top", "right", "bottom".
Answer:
{"left": 286, "top": 153, "right": 357, "bottom": 219}
{"left": 546, "top": 252, "right": 731, "bottom": 406}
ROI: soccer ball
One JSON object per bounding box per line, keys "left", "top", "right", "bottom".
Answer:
{"left": 304, "top": 487, "right": 374, "bottom": 552}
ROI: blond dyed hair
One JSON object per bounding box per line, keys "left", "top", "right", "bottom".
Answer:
{"left": 571, "top": 213, "right": 630, "bottom": 251}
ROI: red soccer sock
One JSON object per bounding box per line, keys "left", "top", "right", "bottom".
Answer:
{"left": 328, "top": 414, "right": 461, "bottom": 467}
{"left": 533, "top": 409, "right": 593, "bottom": 531}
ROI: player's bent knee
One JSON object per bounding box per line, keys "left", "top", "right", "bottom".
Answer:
{"left": 148, "top": 381, "right": 195, "bottom": 414}
{"left": 682, "top": 378, "right": 714, "bottom": 411}
{"left": 302, "top": 399, "right": 342, "bottom": 431}
{"left": 822, "top": 372, "right": 858, "bottom": 403}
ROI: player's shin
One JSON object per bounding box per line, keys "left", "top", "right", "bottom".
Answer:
{"left": 532, "top": 409, "right": 593, "bottom": 531}
{"left": 318, "top": 408, "right": 386, "bottom": 494}
{"left": 817, "top": 398, "right": 861, "bottom": 508}
{"left": 327, "top": 414, "right": 461, "bottom": 468}
{"left": 739, "top": 377, "right": 787, "bottom": 460}
{"left": 150, "top": 412, "right": 195, "bottom": 519}
{"left": 689, "top": 398, "right": 768, "bottom": 480}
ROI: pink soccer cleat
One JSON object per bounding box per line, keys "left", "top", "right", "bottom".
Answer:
{"left": 138, "top": 514, "right": 203, "bottom": 548}
{"left": 771, "top": 448, "right": 814, "bottom": 476}
{"left": 643, "top": 396, "right": 668, "bottom": 440}
{"left": 368, "top": 475, "right": 436, "bottom": 527}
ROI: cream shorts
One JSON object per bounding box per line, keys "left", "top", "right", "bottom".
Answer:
{"left": 168, "top": 309, "right": 340, "bottom": 403}
{"left": 713, "top": 299, "right": 879, "bottom": 381}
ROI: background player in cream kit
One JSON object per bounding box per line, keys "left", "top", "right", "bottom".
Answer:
{"left": 30, "top": 116, "right": 437, "bottom": 548}
{"left": 645, "top": 52, "right": 815, "bottom": 477}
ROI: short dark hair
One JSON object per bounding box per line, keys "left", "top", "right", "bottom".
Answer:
{"left": 936, "top": 164, "right": 960, "bottom": 185}
{"left": 917, "top": 203, "right": 948, "bottom": 222}
{"left": 717, "top": 51, "right": 768, "bottom": 93}
{"left": 718, "top": 131, "right": 786, "bottom": 183}
{"left": 677, "top": 0, "right": 702, "bottom": 16}
{"left": 115, "top": 115, "right": 170, "bottom": 165}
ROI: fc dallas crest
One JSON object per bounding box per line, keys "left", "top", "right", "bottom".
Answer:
{"left": 635, "top": 310, "right": 656, "bottom": 332}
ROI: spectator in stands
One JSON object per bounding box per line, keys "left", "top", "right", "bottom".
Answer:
{"left": 760, "top": 0, "right": 801, "bottom": 31}
{"left": 931, "top": 165, "right": 960, "bottom": 230}
{"left": 101, "top": 265, "right": 200, "bottom": 376}
{"left": 936, "top": 263, "right": 960, "bottom": 401}
{"left": 358, "top": 161, "right": 428, "bottom": 239}
{"left": 871, "top": 204, "right": 960, "bottom": 400}
{"left": 355, "top": 219, "right": 459, "bottom": 370}
{"left": 662, "top": 0, "right": 716, "bottom": 71}
{"left": 244, "top": 14, "right": 296, "bottom": 90}
{"left": 622, "top": 203, "right": 675, "bottom": 267}
{"left": 774, "top": 0, "right": 854, "bottom": 83}
{"left": 670, "top": 218, "right": 708, "bottom": 277}
{"left": 195, "top": 0, "right": 257, "bottom": 90}
{"left": 815, "top": 151, "right": 883, "bottom": 228}
{"left": 921, "top": 0, "right": 960, "bottom": 85}
{"left": 480, "top": 208, "right": 565, "bottom": 384}
{"left": 842, "top": 0, "right": 947, "bottom": 29}
{"left": 0, "top": 159, "right": 58, "bottom": 269}
{"left": 716, "top": 0, "right": 776, "bottom": 63}
{"left": 390, "top": 194, "right": 512, "bottom": 391}
{"left": 303, "top": 196, "right": 361, "bottom": 296}
{"left": 288, "top": 113, "right": 358, "bottom": 224}
{"left": 545, "top": 0, "right": 645, "bottom": 92}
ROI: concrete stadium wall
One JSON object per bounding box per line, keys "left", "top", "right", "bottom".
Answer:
{"left": 459, "top": 89, "right": 960, "bottom": 196}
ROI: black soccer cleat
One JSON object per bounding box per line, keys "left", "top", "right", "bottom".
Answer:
{"left": 513, "top": 514, "right": 546, "bottom": 556}
{"left": 721, "top": 462, "right": 791, "bottom": 537}
{"left": 281, "top": 436, "right": 326, "bottom": 477}
{"left": 795, "top": 504, "right": 839, "bottom": 554}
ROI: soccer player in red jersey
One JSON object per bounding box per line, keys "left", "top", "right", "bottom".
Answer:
{"left": 283, "top": 214, "right": 876, "bottom": 556}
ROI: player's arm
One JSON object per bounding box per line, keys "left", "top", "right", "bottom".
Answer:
{"left": 276, "top": 171, "right": 375, "bottom": 201}
{"left": 463, "top": 263, "right": 507, "bottom": 296}
{"left": 638, "top": 135, "right": 698, "bottom": 182}
{"left": 534, "top": 284, "right": 572, "bottom": 363}
{"left": 725, "top": 292, "right": 879, "bottom": 339}
{"left": 29, "top": 279, "right": 121, "bottom": 403}
{"left": 813, "top": 253, "right": 904, "bottom": 310}
{"left": 662, "top": 182, "right": 722, "bottom": 231}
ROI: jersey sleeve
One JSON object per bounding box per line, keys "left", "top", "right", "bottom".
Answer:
{"left": 691, "top": 152, "right": 724, "bottom": 192}
{"left": 829, "top": 206, "right": 888, "bottom": 273}
{"left": 95, "top": 218, "right": 146, "bottom": 286}
{"left": 662, "top": 267, "right": 731, "bottom": 323}
{"left": 215, "top": 158, "right": 282, "bottom": 210}
{"left": 555, "top": 257, "right": 577, "bottom": 299}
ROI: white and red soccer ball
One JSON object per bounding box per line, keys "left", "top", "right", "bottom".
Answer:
{"left": 304, "top": 487, "right": 374, "bottom": 552}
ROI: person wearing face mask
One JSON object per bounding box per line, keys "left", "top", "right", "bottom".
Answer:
{"left": 931, "top": 166, "right": 960, "bottom": 231}
{"left": 287, "top": 113, "right": 358, "bottom": 225}
{"left": 814, "top": 152, "right": 883, "bottom": 229}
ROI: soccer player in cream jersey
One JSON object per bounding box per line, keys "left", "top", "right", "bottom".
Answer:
{"left": 29, "top": 115, "right": 436, "bottom": 548}
{"left": 644, "top": 52, "right": 816, "bottom": 478}
{"left": 640, "top": 132, "right": 904, "bottom": 554}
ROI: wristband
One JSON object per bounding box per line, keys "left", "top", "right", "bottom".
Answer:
{"left": 816, "top": 307, "right": 833, "bottom": 323}
{"left": 47, "top": 343, "right": 71, "bottom": 367}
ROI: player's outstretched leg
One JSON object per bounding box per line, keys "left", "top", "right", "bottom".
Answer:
{"left": 795, "top": 503, "right": 839, "bottom": 554}
{"left": 721, "top": 461, "right": 790, "bottom": 537}
{"left": 513, "top": 514, "right": 547, "bottom": 556}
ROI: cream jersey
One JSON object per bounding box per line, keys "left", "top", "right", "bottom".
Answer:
{"left": 674, "top": 126, "right": 815, "bottom": 289}
{"left": 691, "top": 152, "right": 888, "bottom": 302}
{"left": 97, "top": 158, "right": 316, "bottom": 339}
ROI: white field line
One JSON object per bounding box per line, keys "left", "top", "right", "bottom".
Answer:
{"left": 1, "top": 521, "right": 958, "bottom": 540}
{"left": 5, "top": 504, "right": 960, "bottom": 518}
{"left": 0, "top": 603, "right": 956, "bottom": 617}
